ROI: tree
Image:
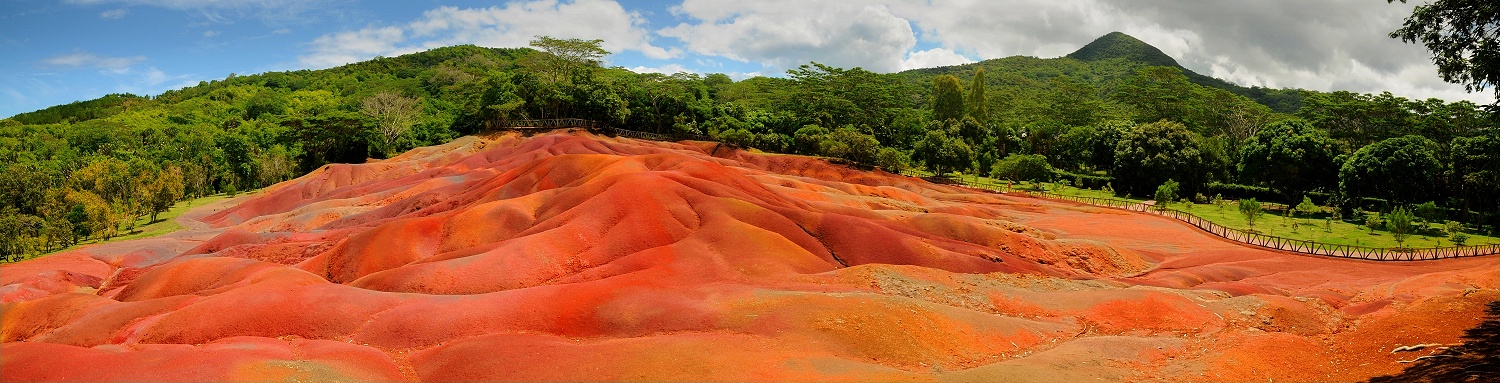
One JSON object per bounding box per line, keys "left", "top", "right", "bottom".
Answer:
{"left": 1114, "top": 66, "right": 1200, "bottom": 127}
{"left": 361, "top": 92, "right": 422, "bottom": 158}
{"left": 1238, "top": 119, "right": 1343, "bottom": 202}
{"left": 819, "top": 127, "right": 880, "bottom": 165}
{"left": 966, "top": 68, "right": 989, "bottom": 124}
{"left": 792, "top": 125, "right": 829, "bottom": 155}
{"left": 1387, "top": 206, "right": 1416, "bottom": 248}
{"left": 1294, "top": 196, "right": 1321, "bottom": 218}
{"left": 913, "top": 128, "right": 974, "bottom": 175}
{"left": 1389, "top": 0, "right": 1500, "bottom": 100}
{"left": 1112, "top": 120, "right": 1207, "bottom": 197}
{"left": 1450, "top": 134, "right": 1500, "bottom": 226}
{"left": 991, "top": 154, "right": 1052, "bottom": 183}
{"left": 523, "top": 36, "right": 610, "bottom": 84}
{"left": 1414, "top": 201, "right": 1442, "bottom": 226}
{"left": 1446, "top": 221, "right": 1470, "bottom": 246}
{"left": 874, "top": 147, "right": 909, "bottom": 173}
{"left": 1240, "top": 198, "right": 1264, "bottom": 231}
{"left": 1154, "top": 179, "right": 1180, "bottom": 210}
{"left": 932, "top": 75, "right": 966, "bottom": 123}
{"left": 146, "top": 165, "right": 185, "bottom": 222}
{"left": 1338, "top": 135, "right": 1443, "bottom": 205}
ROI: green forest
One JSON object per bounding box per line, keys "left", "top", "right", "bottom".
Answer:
{"left": 2, "top": 33, "right": 1498, "bottom": 262}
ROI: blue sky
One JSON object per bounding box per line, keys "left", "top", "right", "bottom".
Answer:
{"left": 1, "top": 0, "right": 1491, "bottom": 118}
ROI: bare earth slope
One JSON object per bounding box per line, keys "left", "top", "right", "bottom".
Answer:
{"left": 3, "top": 131, "right": 1495, "bottom": 382}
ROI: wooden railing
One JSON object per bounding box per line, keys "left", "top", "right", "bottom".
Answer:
{"left": 905, "top": 171, "right": 1500, "bottom": 261}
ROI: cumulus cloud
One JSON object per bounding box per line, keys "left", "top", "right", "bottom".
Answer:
{"left": 661, "top": 1, "right": 917, "bottom": 72}
{"left": 900, "top": 48, "right": 973, "bottom": 71}
{"left": 660, "top": 0, "right": 1489, "bottom": 103}
{"left": 299, "top": 0, "right": 676, "bottom": 69}
{"left": 40, "top": 52, "right": 145, "bottom": 69}
{"left": 628, "top": 64, "right": 693, "bottom": 75}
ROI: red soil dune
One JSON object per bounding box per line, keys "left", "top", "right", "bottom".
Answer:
{"left": 3, "top": 130, "right": 1494, "bottom": 382}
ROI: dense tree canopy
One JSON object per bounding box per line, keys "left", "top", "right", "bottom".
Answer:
{"left": 1339, "top": 135, "right": 1444, "bottom": 206}
{"left": 1389, "top": 0, "right": 1500, "bottom": 101}
{"left": 932, "top": 75, "right": 966, "bottom": 123}
{"left": 1238, "top": 119, "right": 1344, "bottom": 201}
{"left": 1111, "top": 120, "right": 1210, "bottom": 198}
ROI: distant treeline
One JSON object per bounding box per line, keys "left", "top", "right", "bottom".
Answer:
{"left": 2, "top": 38, "right": 1498, "bottom": 262}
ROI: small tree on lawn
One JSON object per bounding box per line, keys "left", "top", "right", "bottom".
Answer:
{"left": 1447, "top": 221, "right": 1470, "bottom": 246}
{"left": 1153, "top": 179, "right": 1180, "bottom": 210}
{"left": 1294, "top": 196, "right": 1319, "bottom": 218}
{"left": 1387, "top": 207, "right": 1416, "bottom": 249}
{"left": 1240, "top": 198, "right": 1264, "bottom": 232}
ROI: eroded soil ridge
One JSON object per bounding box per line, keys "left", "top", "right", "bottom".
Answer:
{"left": 2, "top": 131, "right": 1494, "bottom": 382}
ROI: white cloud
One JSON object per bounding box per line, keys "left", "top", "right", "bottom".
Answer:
{"left": 298, "top": 0, "right": 676, "bottom": 69}
{"left": 203, "top": 30, "right": 220, "bottom": 38}
{"left": 661, "top": 1, "right": 917, "bottom": 72}
{"left": 660, "top": 0, "right": 1491, "bottom": 102}
{"left": 40, "top": 52, "right": 146, "bottom": 69}
{"left": 628, "top": 64, "right": 693, "bottom": 75}
{"left": 899, "top": 48, "right": 973, "bottom": 70}
{"left": 99, "top": 9, "right": 127, "bottom": 19}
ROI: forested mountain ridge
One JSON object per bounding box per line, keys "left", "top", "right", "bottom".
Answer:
{"left": 902, "top": 31, "right": 1303, "bottom": 113}
{"left": 2, "top": 34, "right": 1497, "bottom": 263}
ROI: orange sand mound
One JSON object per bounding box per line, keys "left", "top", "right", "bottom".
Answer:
{"left": 3, "top": 130, "right": 1494, "bottom": 382}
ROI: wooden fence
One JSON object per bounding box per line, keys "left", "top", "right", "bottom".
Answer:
{"left": 906, "top": 171, "right": 1500, "bottom": 261}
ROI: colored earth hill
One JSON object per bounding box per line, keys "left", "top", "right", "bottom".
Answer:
{"left": 2, "top": 131, "right": 1495, "bottom": 382}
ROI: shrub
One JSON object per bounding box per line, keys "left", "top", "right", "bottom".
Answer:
{"left": 1447, "top": 221, "right": 1469, "bottom": 246}
{"left": 1051, "top": 169, "right": 1113, "bottom": 189}
{"left": 1206, "top": 182, "right": 1281, "bottom": 203}
{"left": 991, "top": 154, "right": 1052, "bottom": 183}
{"left": 874, "top": 147, "right": 909, "bottom": 173}
{"left": 1154, "top": 179, "right": 1180, "bottom": 210}
{"left": 1414, "top": 201, "right": 1442, "bottom": 225}
{"left": 1365, "top": 212, "right": 1383, "bottom": 233}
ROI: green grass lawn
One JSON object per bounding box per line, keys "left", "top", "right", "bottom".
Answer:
{"left": 910, "top": 170, "right": 1499, "bottom": 249}
{"left": 42, "top": 193, "right": 236, "bottom": 255}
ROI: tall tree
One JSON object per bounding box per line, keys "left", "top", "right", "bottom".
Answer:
{"left": 523, "top": 36, "right": 610, "bottom": 84}
{"left": 966, "top": 68, "right": 990, "bottom": 124}
{"left": 1338, "top": 135, "right": 1443, "bottom": 205}
{"left": 361, "top": 92, "right": 422, "bottom": 158}
{"left": 1389, "top": 0, "right": 1500, "bottom": 101}
{"left": 1450, "top": 133, "right": 1500, "bottom": 226}
{"left": 932, "top": 75, "right": 966, "bottom": 123}
{"left": 1112, "top": 120, "right": 1208, "bottom": 197}
{"left": 1238, "top": 119, "right": 1344, "bottom": 202}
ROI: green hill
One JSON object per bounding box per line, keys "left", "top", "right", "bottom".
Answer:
{"left": 1066, "top": 31, "right": 1181, "bottom": 68}
{"left": 1067, "top": 32, "right": 1304, "bottom": 113}
{"left": 897, "top": 32, "right": 1304, "bottom": 114}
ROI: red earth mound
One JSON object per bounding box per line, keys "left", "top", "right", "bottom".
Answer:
{"left": 3, "top": 130, "right": 1495, "bottom": 382}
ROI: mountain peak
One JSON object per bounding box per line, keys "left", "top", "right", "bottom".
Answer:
{"left": 1066, "top": 32, "right": 1181, "bottom": 68}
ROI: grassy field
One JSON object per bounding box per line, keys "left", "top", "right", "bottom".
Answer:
{"left": 42, "top": 193, "right": 236, "bottom": 255}
{"left": 913, "top": 170, "right": 1500, "bottom": 249}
